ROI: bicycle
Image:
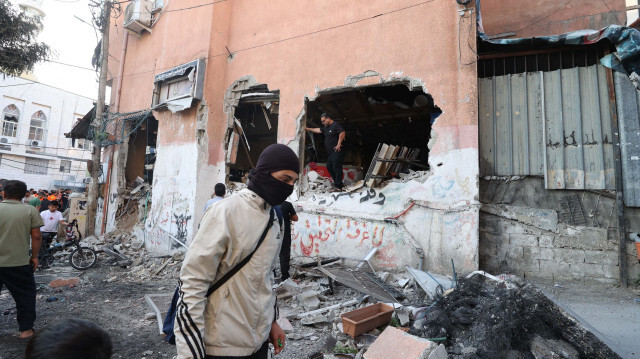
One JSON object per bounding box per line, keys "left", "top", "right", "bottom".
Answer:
{"left": 33, "top": 219, "right": 98, "bottom": 270}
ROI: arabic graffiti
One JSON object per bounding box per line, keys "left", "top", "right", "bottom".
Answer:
{"left": 292, "top": 215, "right": 388, "bottom": 256}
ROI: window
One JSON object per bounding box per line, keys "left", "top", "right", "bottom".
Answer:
{"left": 29, "top": 110, "right": 46, "bottom": 141}
{"left": 2, "top": 104, "right": 20, "bottom": 137}
{"left": 72, "top": 138, "right": 87, "bottom": 149}
{"left": 24, "top": 157, "right": 49, "bottom": 175}
{"left": 152, "top": 59, "right": 205, "bottom": 112}
{"left": 60, "top": 160, "right": 71, "bottom": 173}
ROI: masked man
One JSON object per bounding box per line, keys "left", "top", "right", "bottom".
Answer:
{"left": 175, "top": 144, "right": 299, "bottom": 359}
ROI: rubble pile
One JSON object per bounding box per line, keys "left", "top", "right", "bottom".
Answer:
{"left": 410, "top": 274, "right": 621, "bottom": 359}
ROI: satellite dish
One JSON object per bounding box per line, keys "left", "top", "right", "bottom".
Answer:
{"left": 19, "top": 0, "right": 45, "bottom": 18}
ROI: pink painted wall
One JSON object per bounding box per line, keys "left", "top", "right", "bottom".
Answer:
{"left": 107, "top": 0, "right": 215, "bottom": 145}
{"left": 205, "top": 0, "right": 479, "bottom": 164}
{"left": 481, "top": 0, "right": 626, "bottom": 38}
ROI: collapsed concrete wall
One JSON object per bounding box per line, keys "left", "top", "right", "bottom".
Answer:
{"left": 479, "top": 177, "right": 640, "bottom": 283}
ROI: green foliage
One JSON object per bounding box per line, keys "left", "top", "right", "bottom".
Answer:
{"left": 0, "top": 0, "right": 50, "bottom": 76}
{"left": 333, "top": 344, "right": 358, "bottom": 354}
{"left": 389, "top": 316, "right": 400, "bottom": 327}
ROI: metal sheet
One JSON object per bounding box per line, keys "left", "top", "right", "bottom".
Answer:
{"left": 613, "top": 71, "right": 640, "bottom": 207}
{"left": 478, "top": 65, "right": 614, "bottom": 190}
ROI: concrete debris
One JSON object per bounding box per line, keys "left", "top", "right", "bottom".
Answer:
{"left": 299, "top": 288, "right": 321, "bottom": 311}
{"left": 276, "top": 317, "right": 294, "bottom": 333}
{"left": 363, "top": 327, "right": 439, "bottom": 359}
{"left": 49, "top": 278, "right": 79, "bottom": 288}
{"left": 396, "top": 309, "right": 411, "bottom": 327}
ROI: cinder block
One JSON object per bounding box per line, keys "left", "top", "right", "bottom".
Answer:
{"left": 538, "top": 235, "right": 554, "bottom": 248}
{"left": 538, "top": 260, "right": 571, "bottom": 278}
{"left": 479, "top": 216, "right": 502, "bottom": 234}
{"left": 583, "top": 250, "right": 619, "bottom": 265}
{"left": 602, "top": 264, "right": 620, "bottom": 279}
{"left": 523, "top": 246, "right": 554, "bottom": 260}
{"left": 498, "top": 244, "right": 523, "bottom": 260}
{"left": 570, "top": 262, "right": 604, "bottom": 278}
{"left": 363, "top": 327, "right": 438, "bottom": 359}
{"left": 509, "top": 233, "right": 538, "bottom": 247}
{"left": 49, "top": 278, "right": 79, "bottom": 288}
{"left": 553, "top": 248, "right": 585, "bottom": 264}
{"left": 480, "top": 232, "right": 508, "bottom": 246}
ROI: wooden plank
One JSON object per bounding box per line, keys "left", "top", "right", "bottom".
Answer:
{"left": 510, "top": 73, "right": 529, "bottom": 175}
{"left": 366, "top": 144, "right": 389, "bottom": 187}
{"left": 598, "top": 65, "right": 616, "bottom": 189}
{"left": 580, "top": 66, "right": 606, "bottom": 189}
{"left": 544, "top": 71, "right": 565, "bottom": 189}
{"left": 527, "top": 72, "right": 545, "bottom": 175}
{"left": 479, "top": 78, "right": 495, "bottom": 175}
{"left": 495, "top": 76, "right": 512, "bottom": 175}
{"left": 561, "top": 68, "right": 585, "bottom": 189}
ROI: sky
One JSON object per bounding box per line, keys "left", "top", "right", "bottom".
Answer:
{"left": 12, "top": 0, "right": 100, "bottom": 98}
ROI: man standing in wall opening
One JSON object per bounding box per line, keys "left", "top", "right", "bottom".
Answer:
{"left": 305, "top": 113, "right": 346, "bottom": 192}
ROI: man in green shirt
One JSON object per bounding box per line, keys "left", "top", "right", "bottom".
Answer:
{"left": 28, "top": 195, "right": 42, "bottom": 211}
{"left": 0, "top": 180, "right": 44, "bottom": 339}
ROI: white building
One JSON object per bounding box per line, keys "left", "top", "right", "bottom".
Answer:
{"left": 0, "top": 75, "right": 94, "bottom": 190}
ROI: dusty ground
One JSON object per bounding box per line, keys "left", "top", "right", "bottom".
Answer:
{"left": 0, "top": 263, "right": 176, "bottom": 359}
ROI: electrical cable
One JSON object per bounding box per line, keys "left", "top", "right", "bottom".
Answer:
{"left": 1, "top": 157, "right": 88, "bottom": 172}
{"left": 598, "top": 0, "right": 624, "bottom": 26}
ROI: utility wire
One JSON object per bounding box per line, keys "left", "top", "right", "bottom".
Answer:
{"left": 1, "top": 157, "right": 88, "bottom": 172}
{"left": 109, "top": 0, "right": 437, "bottom": 81}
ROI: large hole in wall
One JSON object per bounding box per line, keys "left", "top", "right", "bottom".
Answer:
{"left": 303, "top": 83, "right": 441, "bottom": 189}
{"left": 226, "top": 84, "right": 279, "bottom": 182}
{"left": 125, "top": 115, "right": 158, "bottom": 185}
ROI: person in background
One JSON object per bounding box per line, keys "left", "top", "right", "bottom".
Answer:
{"left": 278, "top": 201, "right": 298, "bottom": 282}
{"left": 203, "top": 183, "right": 226, "bottom": 213}
{"left": 25, "top": 318, "right": 113, "bottom": 359}
{"left": 60, "top": 189, "right": 70, "bottom": 211}
{"left": 28, "top": 192, "right": 42, "bottom": 212}
{"left": 0, "top": 179, "right": 5, "bottom": 202}
{"left": 38, "top": 192, "right": 50, "bottom": 213}
{"left": 22, "top": 190, "right": 32, "bottom": 204}
{"left": 39, "top": 200, "right": 67, "bottom": 260}
{"left": 0, "top": 180, "right": 43, "bottom": 339}
{"left": 305, "top": 113, "right": 346, "bottom": 192}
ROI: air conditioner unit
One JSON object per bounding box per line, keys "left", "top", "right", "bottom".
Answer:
{"left": 0, "top": 137, "right": 12, "bottom": 144}
{"left": 67, "top": 175, "right": 76, "bottom": 182}
{"left": 83, "top": 177, "right": 91, "bottom": 184}
{"left": 30, "top": 140, "right": 41, "bottom": 148}
{"left": 124, "top": 0, "right": 152, "bottom": 34}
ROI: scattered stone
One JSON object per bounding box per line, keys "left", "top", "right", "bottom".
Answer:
{"left": 144, "top": 312, "right": 156, "bottom": 320}
{"left": 46, "top": 296, "right": 58, "bottom": 302}
{"left": 363, "top": 327, "right": 438, "bottom": 359}
{"left": 396, "top": 309, "right": 411, "bottom": 326}
{"left": 530, "top": 335, "right": 579, "bottom": 359}
{"left": 49, "top": 278, "right": 79, "bottom": 288}
{"left": 299, "top": 288, "right": 321, "bottom": 311}
{"left": 276, "top": 317, "right": 294, "bottom": 333}
{"left": 142, "top": 350, "right": 153, "bottom": 356}
{"left": 428, "top": 344, "right": 447, "bottom": 359}
{"left": 172, "top": 252, "right": 184, "bottom": 261}
{"left": 301, "top": 314, "right": 328, "bottom": 326}
{"left": 132, "top": 258, "right": 144, "bottom": 267}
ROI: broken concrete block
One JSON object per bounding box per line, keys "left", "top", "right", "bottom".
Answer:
{"left": 49, "top": 278, "right": 79, "bottom": 288}
{"left": 530, "top": 335, "right": 579, "bottom": 359}
{"left": 428, "top": 344, "right": 447, "bottom": 359}
{"left": 276, "top": 317, "right": 294, "bottom": 333}
{"left": 300, "top": 314, "right": 327, "bottom": 326}
{"left": 363, "top": 327, "right": 438, "bottom": 359}
{"left": 299, "top": 288, "right": 321, "bottom": 311}
{"left": 396, "top": 309, "right": 411, "bottom": 326}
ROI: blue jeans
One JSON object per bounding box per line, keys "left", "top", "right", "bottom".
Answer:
{"left": 327, "top": 152, "right": 345, "bottom": 189}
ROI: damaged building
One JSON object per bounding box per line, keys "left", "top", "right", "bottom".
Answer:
{"left": 70, "top": 0, "right": 639, "bottom": 285}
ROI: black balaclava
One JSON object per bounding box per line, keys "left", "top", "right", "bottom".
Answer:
{"left": 247, "top": 144, "right": 300, "bottom": 206}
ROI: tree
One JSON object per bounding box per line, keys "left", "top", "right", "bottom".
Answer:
{"left": 0, "top": 0, "right": 50, "bottom": 77}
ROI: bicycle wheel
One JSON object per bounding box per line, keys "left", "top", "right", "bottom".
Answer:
{"left": 69, "top": 247, "right": 97, "bottom": 270}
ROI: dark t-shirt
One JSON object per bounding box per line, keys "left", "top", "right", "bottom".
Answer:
{"left": 320, "top": 121, "right": 345, "bottom": 155}
{"left": 39, "top": 198, "right": 50, "bottom": 213}
{"left": 280, "top": 201, "right": 297, "bottom": 236}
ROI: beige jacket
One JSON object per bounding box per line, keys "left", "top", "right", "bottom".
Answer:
{"left": 174, "top": 189, "right": 281, "bottom": 358}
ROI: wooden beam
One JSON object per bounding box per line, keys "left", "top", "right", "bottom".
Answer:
{"left": 627, "top": 4, "right": 640, "bottom": 11}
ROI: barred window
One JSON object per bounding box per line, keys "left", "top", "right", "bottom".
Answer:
{"left": 24, "top": 157, "right": 49, "bottom": 175}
